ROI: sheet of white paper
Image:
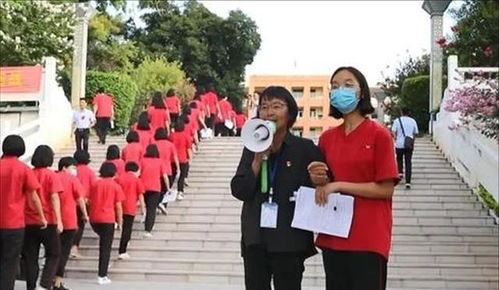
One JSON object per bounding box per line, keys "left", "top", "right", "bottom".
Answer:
{"left": 291, "top": 186, "right": 354, "bottom": 238}
{"left": 162, "top": 190, "right": 177, "bottom": 203}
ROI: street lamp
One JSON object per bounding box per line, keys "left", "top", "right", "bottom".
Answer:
{"left": 422, "top": 0, "right": 452, "bottom": 135}
{"left": 70, "top": 2, "right": 97, "bottom": 108}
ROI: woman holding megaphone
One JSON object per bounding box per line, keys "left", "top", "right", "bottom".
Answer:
{"left": 231, "top": 86, "right": 326, "bottom": 290}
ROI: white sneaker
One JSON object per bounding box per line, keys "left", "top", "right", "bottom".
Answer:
{"left": 97, "top": 276, "right": 112, "bottom": 285}
{"left": 118, "top": 253, "right": 131, "bottom": 260}
{"left": 405, "top": 183, "right": 411, "bottom": 189}
{"left": 158, "top": 203, "right": 168, "bottom": 215}
{"left": 177, "top": 192, "right": 184, "bottom": 201}
{"left": 143, "top": 232, "right": 153, "bottom": 238}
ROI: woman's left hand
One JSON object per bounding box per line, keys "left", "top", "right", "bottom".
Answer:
{"left": 315, "top": 182, "right": 340, "bottom": 206}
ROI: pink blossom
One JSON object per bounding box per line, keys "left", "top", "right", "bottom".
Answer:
{"left": 484, "top": 46, "right": 493, "bottom": 57}
{"left": 451, "top": 26, "right": 459, "bottom": 33}
{"left": 436, "top": 37, "right": 447, "bottom": 48}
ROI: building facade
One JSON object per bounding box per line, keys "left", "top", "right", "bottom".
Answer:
{"left": 247, "top": 75, "right": 342, "bottom": 139}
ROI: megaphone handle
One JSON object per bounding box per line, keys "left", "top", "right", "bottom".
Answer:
{"left": 260, "top": 159, "right": 269, "bottom": 193}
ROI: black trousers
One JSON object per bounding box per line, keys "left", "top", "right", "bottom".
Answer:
{"left": 95, "top": 117, "right": 111, "bottom": 144}
{"left": 396, "top": 148, "right": 413, "bottom": 183}
{"left": 144, "top": 191, "right": 160, "bottom": 232}
{"left": 236, "top": 128, "right": 242, "bottom": 136}
{"left": 75, "top": 128, "right": 90, "bottom": 152}
{"left": 0, "top": 228, "right": 24, "bottom": 290}
{"left": 170, "top": 113, "right": 179, "bottom": 125}
{"left": 322, "top": 249, "right": 387, "bottom": 290}
{"left": 177, "top": 163, "right": 189, "bottom": 193}
{"left": 243, "top": 245, "right": 305, "bottom": 290}
{"left": 56, "top": 230, "right": 76, "bottom": 277}
{"left": 73, "top": 207, "right": 86, "bottom": 247}
{"left": 206, "top": 114, "right": 216, "bottom": 130}
{"left": 119, "top": 215, "right": 135, "bottom": 254}
{"left": 22, "top": 225, "right": 61, "bottom": 290}
{"left": 91, "top": 223, "right": 114, "bottom": 278}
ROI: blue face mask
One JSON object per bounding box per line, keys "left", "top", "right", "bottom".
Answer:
{"left": 330, "top": 88, "right": 359, "bottom": 114}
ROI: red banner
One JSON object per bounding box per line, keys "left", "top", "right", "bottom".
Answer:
{"left": 0, "top": 66, "right": 42, "bottom": 93}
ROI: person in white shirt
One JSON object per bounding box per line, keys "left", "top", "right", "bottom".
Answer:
{"left": 391, "top": 107, "right": 419, "bottom": 189}
{"left": 72, "top": 98, "right": 96, "bottom": 152}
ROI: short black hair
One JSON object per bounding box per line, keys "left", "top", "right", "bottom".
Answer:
{"left": 98, "top": 87, "right": 105, "bottom": 93}
{"left": 58, "top": 156, "right": 76, "bottom": 171}
{"left": 79, "top": 98, "right": 87, "bottom": 102}
{"left": 2, "top": 135, "right": 25, "bottom": 157}
{"left": 174, "top": 120, "right": 185, "bottom": 132}
{"left": 106, "top": 145, "right": 120, "bottom": 160}
{"left": 99, "top": 162, "right": 116, "bottom": 177}
{"left": 189, "top": 102, "right": 197, "bottom": 109}
{"left": 126, "top": 130, "right": 140, "bottom": 143}
{"left": 154, "top": 127, "right": 168, "bottom": 140}
{"left": 125, "top": 161, "right": 139, "bottom": 172}
{"left": 137, "top": 111, "right": 150, "bottom": 130}
{"left": 73, "top": 150, "right": 90, "bottom": 165}
{"left": 401, "top": 107, "right": 411, "bottom": 116}
{"left": 152, "top": 93, "right": 166, "bottom": 109}
{"left": 182, "top": 105, "right": 191, "bottom": 116}
{"left": 31, "top": 145, "right": 54, "bottom": 168}
{"left": 166, "top": 89, "right": 175, "bottom": 97}
{"left": 180, "top": 114, "right": 190, "bottom": 124}
{"left": 257, "top": 86, "right": 298, "bottom": 129}
{"left": 144, "top": 144, "right": 160, "bottom": 158}
{"left": 193, "top": 92, "right": 202, "bottom": 101}
{"left": 329, "top": 66, "right": 374, "bottom": 119}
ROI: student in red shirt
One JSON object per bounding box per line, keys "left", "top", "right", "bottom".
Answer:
{"left": 115, "top": 162, "right": 146, "bottom": 259}
{"left": 0, "top": 135, "right": 45, "bottom": 290}
{"left": 154, "top": 128, "right": 180, "bottom": 207}
{"left": 140, "top": 144, "right": 169, "bottom": 237}
{"left": 189, "top": 101, "right": 207, "bottom": 139}
{"left": 206, "top": 84, "right": 219, "bottom": 127}
{"left": 103, "top": 145, "right": 125, "bottom": 176}
{"left": 136, "top": 112, "right": 153, "bottom": 149}
{"left": 88, "top": 162, "right": 124, "bottom": 285}
{"left": 23, "top": 145, "right": 63, "bottom": 290}
{"left": 309, "top": 67, "right": 398, "bottom": 290}
{"left": 235, "top": 109, "right": 247, "bottom": 136}
{"left": 181, "top": 108, "right": 199, "bottom": 150}
{"left": 191, "top": 92, "right": 206, "bottom": 121}
{"left": 71, "top": 150, "right": 96, "bottom": 258}
{"left": 228, "top": 109, "right": 237, "bottom": 136}
{"left": 54, "top": 157, "right": 89, "bottom": 290}
{"left": 122, "top": 130, "right": 143, "bottom": 164}
{"left": 148, "top": 92, "right": 170, "bottom": 132}
{"left": 92, "top": 87, "right": 114, "bottom": 145}
{"left": 165, "top": 89, "right": 181, "bottom": 124}
{"left": 169, "top": 120, "right": 193, "bottom": 200}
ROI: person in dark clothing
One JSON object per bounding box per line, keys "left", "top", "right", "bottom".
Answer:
{"left": 231, "top": 86, "right": 326, "bottom": 290}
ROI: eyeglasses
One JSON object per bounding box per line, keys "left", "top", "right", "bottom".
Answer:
{"left": 258, "top": 102, "right": 287, "bottom": 113}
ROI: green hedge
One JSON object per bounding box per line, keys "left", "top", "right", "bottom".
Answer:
{"left": 400, "top": 75, "right": 430, "bottom": 133}
{"left": 86, "top": 71, "right": 139, "bottom": 129}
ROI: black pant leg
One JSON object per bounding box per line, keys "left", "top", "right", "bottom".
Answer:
{"left": 73, "top": 207, "right": 85, "bottom": 247}
{"left": 349, "top": 252, "right": 387, "bottom": 290}
{"left": 39, "top": 225, "right": 61, "bottom": 289}
{"left": 23, "top": 226, "right": 42, "bottom": 290}
{"left": 242, "top": 246, "right": 272, "bottom": 290}
{"left": 405, "top": 149, "right": 413, "bottom": 184}
{"left": 82, "top": 129, "right": 90, "bottom": 152}
{"left": 322, "top": 249, "right": 349, "bottom": 290}
{"left": 119, "top": 215, "right": 135, "bottom": 254}
{"left": 75, "top": 130, "right": 83, "bottom": 152}
{"left": 177, "top": 163, "right": 188, "bottom": 193}
{"left": 270, "top": 253, "right": 305, "bottom": 290}
{"left": 91, "top": 223, "right": 115, "bottom": 277}
{"left": 236, "top": 128, "right": 242, "bottom": 136}
{"left": 144, "top": 192, "right": 160, "bottom": 232}
{"left": 395, "top": 148, "right": 404, "bottom": 175}
{"left": 56, "top": 230, "right": 76, "bottom": 277}
{"left": 0, "top": 229, "right": 24, "bottom": 290}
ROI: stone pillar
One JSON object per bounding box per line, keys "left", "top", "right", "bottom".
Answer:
{"left": 70, "top": 2, "right": 96, "bottom": 108}
{"left": 422, "top": 0, "right": 451, "bottom": 135}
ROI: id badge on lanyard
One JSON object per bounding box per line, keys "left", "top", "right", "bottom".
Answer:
{"left": 260, "top": 157, "right": 279, "bottom": 229}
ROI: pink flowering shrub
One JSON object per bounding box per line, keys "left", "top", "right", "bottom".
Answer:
{"left": 445, "top": 73, "right": 499, "bottom": 139}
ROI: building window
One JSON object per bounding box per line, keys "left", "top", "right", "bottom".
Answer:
{"left": 291, "top": 87, "right": 304, "bottom": 98}
{"left": 292, "top": 128, "right": 303, "bottom": 137}
{"left": 310, "top": 107, "right": 323, "bottom": 119}
{"left": 298, "top": 107, "right": 304, "bottom": 118}
{"left": 309, "top": 127, "right": 322, "bottom": 140}
{"left": 310, "top": 87, "right": 323, "bottom": 98}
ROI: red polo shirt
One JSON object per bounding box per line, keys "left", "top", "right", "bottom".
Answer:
{"left": 148, "top": 107, "right": 169, "bottom": 131}
{"left": 218, "top": 99, "right": 233, "bottom": 120}
{"left": 122, "top": 143, "right": 143, "bottom": 164}
{"left": 106, "top": 159, "right": 125, "bottom": 176}
{"left": 115, "top": 172, "right": 145, "bottom": 216}
{"left": 140, "top": 157, "right": 167, "bottom": 192}
{"left": 93, "top": 93, "right": 114, "bottom": 118}
{"left": 315, "top": 118, "right": 398, "bottom": 260}
{"left": 165, "top": 96, "right": 181, "bottom": 114}
{"left": 189, "top": 108, "right": 201, "bottom": 131}
{"left": 76, "top": 164, "right": 96, "bottom": 198}
{"left": 204, "top": 91, "right": 218, "bottom": 115}
{"left": 169, "top": 131, "right": 191, "bottom": 163}
{"left": 192, "top": 100, "right": 205, "bottom": 115}
{"left": 57, "top": 171, "right": 85, "bottom": 230}
{"left": 154, "top": 140, "right": 176, "bottom": 175}
{"left": 26, "top": 168, "right": 63, "bottom": 225}
{"left": 136, "top": 129, "right": 153, "bottom": 149}
{"left": 89, "top": 177, "right": 124, "bottom": 223}
{"left": 0, "top": 156, "right": 40, "bottom": 229}
{"left": 235, "top": 113, "right": 247, "bottom": 129}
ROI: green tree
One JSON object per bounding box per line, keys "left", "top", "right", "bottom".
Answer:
{"left": 444, "top": 0, "right": 499, "bottom": 67}
{"left": 0, "top": 1, "right": 75, "bottom": 66}
{"left": 400, "top": 75, "right": 430, "bottom": 133}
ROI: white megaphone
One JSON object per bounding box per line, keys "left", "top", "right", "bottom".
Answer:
{"left": 241, "top": 119, "right": 277, "bottom": 152}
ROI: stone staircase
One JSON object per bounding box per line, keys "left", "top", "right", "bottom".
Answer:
{"left": 54, "top": 135, "right": 499, "bottom": 289}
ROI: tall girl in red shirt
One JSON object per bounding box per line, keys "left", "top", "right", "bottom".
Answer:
{"left": 154, "top": 127, "right": 180, "bottom": 208}
{"left": 147, "top": 92, "right": 170, "bottom": 132}
{"left": 169, "top": 120, "right": 193, "bottom": 200}
{"left": 309, "top": 67, "right": 398, "bottom": 290}
{"left": 165, "top": 88, "right": 181, "bottom": 125}
{"left": 136, "top": 112, "right": 153, "bottom": 149}
{"left": 23, "top": 145, "right": 63, "bottom": 290}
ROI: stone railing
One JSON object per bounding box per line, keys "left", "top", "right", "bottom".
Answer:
{"left": 433, "top": 55, "right": 498, "bottom": 202}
